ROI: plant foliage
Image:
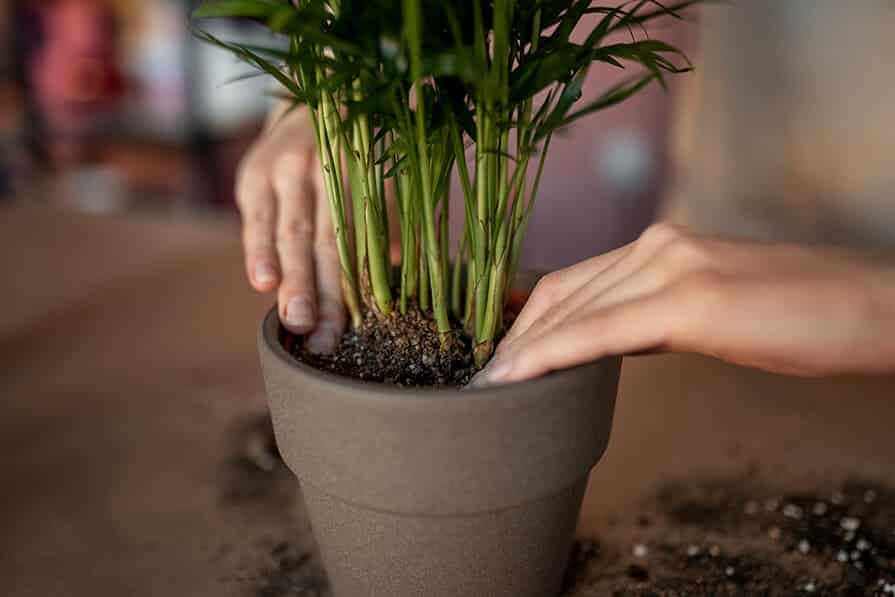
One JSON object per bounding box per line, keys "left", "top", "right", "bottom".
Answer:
{"left": 194, "top": 0, "right": 694, "bottom": 366}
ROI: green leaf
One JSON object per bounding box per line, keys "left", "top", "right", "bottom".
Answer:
{"left": 536, "top": 72, "right": 584, "bottom": 143}
{"left": 192, "top": 27, "right": 308, "bottom": 100}
{"left": 594, "top": 39, "right": 691, "bottom": 90}
{"left": 192, "top": 0, "right": 283, "bottom": 20}
{"left": 608, "top": 0, "right": 702, "bottom": 33}
{"left": 551, "top": 0, "right": 592, "bottom": 45}
{"left": 422, "top": 49, "right": 480, "bottom": 81}
{"left": 534, "top": 73, "right": 657, "bottom": 141}
{"left": 509, "top": 42, "right": 588, "bottom": 103}
{"left": 384, "top": 154, "right": 410, "bottom": 179}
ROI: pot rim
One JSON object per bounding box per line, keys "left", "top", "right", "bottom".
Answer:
{"left": 260, "top": 306, "right": 608, "bottom": 401}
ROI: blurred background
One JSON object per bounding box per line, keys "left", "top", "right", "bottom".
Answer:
{"left": 0, "top": 0, "right": 280, "bottom": 215}
{"left": 0, "top": 0, "right": 692, "bottom": 270}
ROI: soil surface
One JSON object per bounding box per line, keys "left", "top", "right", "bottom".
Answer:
{"left": 567, "top": 479, "right": 895, "bottom": 596}
{"left": 281, "top": 306, "right": 477, "bottom": 387}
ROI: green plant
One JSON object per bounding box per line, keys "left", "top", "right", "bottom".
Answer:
{"left": 194, "top": 0, "right": 695, "bottom": 367}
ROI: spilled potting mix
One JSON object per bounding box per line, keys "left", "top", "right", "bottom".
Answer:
{"left": 226, "top": 415, "right": 895, "bottom": 596}
{"left": 565, "top": 480, "right": 895, "bottom": 596}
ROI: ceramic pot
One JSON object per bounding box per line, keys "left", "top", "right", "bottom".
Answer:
{"left": 259, "top": 306, "right": 621, "bottom": 597}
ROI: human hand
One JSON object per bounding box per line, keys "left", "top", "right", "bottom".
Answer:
{"left": 472, "top": 223, "right": 895, "bottom": 386}
{"left": 237, "top": 103, "right": 345, "bottom": 353}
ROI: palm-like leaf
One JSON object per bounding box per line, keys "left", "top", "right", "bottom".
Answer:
{"left": 193, "top": 0, "right": 698, "bottom": 363}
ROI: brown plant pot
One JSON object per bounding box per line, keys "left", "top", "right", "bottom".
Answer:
{"left": 259, "top": 305, "right": 622, "bottom": 597}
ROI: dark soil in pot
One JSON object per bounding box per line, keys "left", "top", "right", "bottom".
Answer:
{"left": 279, "top": 284, "right": 532, "bottom": 387}
{"left": 280, "top": 306, "right": 476, "bottom": 387}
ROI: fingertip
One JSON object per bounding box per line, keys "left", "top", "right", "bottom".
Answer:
{"left": 281, "top": 295, "right": 316, "bottom": 334}
{"left": 306, "top": 322, "right": 340, "bottom": 354}
{"left": 250, "top": 260, "right": 279, "bottom": 292}
{"left": 467, "top": 357, "right": 514, "bottom": 389}
{"left": 252, "top": 280, "right": 278, "bottom": 293}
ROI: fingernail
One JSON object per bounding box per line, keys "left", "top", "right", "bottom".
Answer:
{"left": 254, "top": 261, "right": 277, "bottom": 286}
{"left": 307, "top": 323, "right": 339, "bottom": 355}
{"left": 285, "top": 297, "right": 314, "bottom": 331}
{"left": 468, "top": 358, "right": 512, "bottom": 389}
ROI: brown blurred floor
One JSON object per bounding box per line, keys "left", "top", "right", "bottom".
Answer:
{"left": 1, "top": 203, "right": 893, "bottom": 596}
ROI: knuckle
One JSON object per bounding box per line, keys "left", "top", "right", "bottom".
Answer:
{"left": 277, "top": 218, "right": 315, "bottom": 245}
{"left": 235, "top": 165, "right": 267, "bottom": 208}
{"left": 242, "top": 204, "right": 273, "bottom": 229}
{"left": 531, "top": 272, "right": 559, "bottom": 302}
{"left": 271, "top": 152, "right": 306, "bottom": 190}
{"left": 664, "top": 234, "right": 708, "bottom": 269}
{"left": 277, "top": 277, "right": 310, "bottom": 298}
{"left": 236, "top": 147, "right": 262, "bottom": 178}
{"left": 640, "top": 221, "right": 681, "bottom": 246}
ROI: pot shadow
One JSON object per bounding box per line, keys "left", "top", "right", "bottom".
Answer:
{"left": 220, "top": 411, "right": 331, "bottom": 596}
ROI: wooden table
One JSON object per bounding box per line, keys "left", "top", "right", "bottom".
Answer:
{"left": 2, "top": 204, "right": 893, "bottom": 596}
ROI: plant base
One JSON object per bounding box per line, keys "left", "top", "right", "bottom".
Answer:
{"left": 283, "top": 306, "right": 475, "bottom": 387}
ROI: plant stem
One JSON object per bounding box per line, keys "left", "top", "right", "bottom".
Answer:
{"left": 404, "top": 0, "right": 451, "bottom": 341}
{"left": 509, "top": 132, "right": 552, "bottom": 286}
{"left": 418, "top": 220, "right": 430, "bottom": 312}
{"left": 311, "top": 70, "right": 362, "bottom": 328}
{"left": 451, "top": 232, "right": 466, "bottom": 318}
{"left": 348, "top": 122, "right": 369, "bottom": 303}
{"left": 473, "top": 103, "right": 492, "bottom": 341}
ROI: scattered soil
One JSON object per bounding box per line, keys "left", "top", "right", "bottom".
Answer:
{"left": 220, "top": 413, "right": 292, "bottom": 506}
{"left": 255, "top": 541, "right": 328, "bottom": 597}
{"left": 567, "top": 479, "right": 895, "bottom": 596}
{"left": 281, "top": 306, "right": 477, "bottom": 387}
{"left": 221, "top": 414, "right": 329, "bottom": 596}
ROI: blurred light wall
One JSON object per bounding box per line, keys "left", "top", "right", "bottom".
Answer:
{"left": 667, "top": 0, "right": 895, "bottom": 248}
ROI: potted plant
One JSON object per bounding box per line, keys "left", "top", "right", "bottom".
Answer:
{"left": 194, "top": 1, "right": 693, "bottom": 595}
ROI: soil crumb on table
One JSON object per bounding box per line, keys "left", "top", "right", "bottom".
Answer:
{"left": 221, "top": 413, "right": 292, "bottom": 506}
{"left": 567, "top": 479, "right": 895, "bottom": 596}
{"left": 255, "top": 541, "right": 328, "bottom": 597}
{"left": 282, "top": 307, "right": 477, "bottom": 387}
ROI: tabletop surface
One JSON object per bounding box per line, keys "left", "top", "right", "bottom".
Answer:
{"left": 2, "top": 203, "right": 894, "bottom": 596}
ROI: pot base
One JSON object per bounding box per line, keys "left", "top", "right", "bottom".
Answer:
{"left": 302, "top": 479, "right": 588, "bottom": 597}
